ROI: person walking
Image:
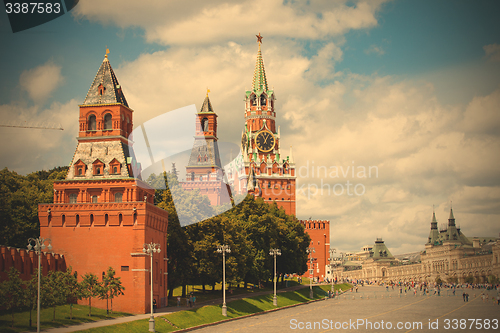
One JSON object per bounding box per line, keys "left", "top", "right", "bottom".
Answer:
{"left": 177, "top": 296, "right": 181, "bottom": 307}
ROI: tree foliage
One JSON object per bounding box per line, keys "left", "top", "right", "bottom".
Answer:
{"left": 148, "top": 171, "right": 311, "bottom": 296}
{"left": 0, "top": 267, "right": 25, "bottom": 328}
{"left": 80, "top": 273, "right": 101, "bottom": 316}
{"left": 0, "top": 166, "right": 68, "bottom": 247}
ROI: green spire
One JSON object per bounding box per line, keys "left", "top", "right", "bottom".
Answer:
{"left": 252, "top": 35, "right": 268, "bottom": 94}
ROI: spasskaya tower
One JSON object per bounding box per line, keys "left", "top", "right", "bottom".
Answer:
{"left": 228, "top": 33, "right": 296, "bottom": 215}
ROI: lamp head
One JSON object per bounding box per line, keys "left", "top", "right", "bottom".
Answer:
{"left": 47, "top": 244, "right": 52, "bottom": 251}
{"left": 27, "top": 244, "right": 32, "bottom": 251}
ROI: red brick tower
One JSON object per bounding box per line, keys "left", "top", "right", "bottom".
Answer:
{"left": 181, "top": 93, "right": 231, "bottom": 206}
{"left": 300, "top": 220, "right": 330, "bottom": 281}
{"left": 38, "top": 53, "right": 168, "bottom": 314}
{"left": 227, "top": 33, "right": 296, "bottom": 215}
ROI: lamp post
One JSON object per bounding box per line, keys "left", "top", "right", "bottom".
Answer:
{"left": 269, "top": 248, "right": 281, "bottom": 306}
{"left": 217, "top": 245, "right": 231, "bottom": 316}
{"left": 306, "top": 247, "right": 315, "bottom": 299}
{"left": 27, "top": 237, "right": 52, "bottom": 333}
{"left": 328, "top": 248, "right": 337, "bottom": 292}
{"left": 143, "top": 242, "right": 161, "bottom": 332}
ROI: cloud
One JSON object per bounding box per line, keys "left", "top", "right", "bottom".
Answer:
{"left": 0, "top": 99, "right": 79, "bottom": 174}
{"left": 19, "top": 62, "right": 64, "bottom": 102}
{"left": 364, "top": 44, "right": 385, "bottom": 55}
{"left": 73, "top": 0, "right": 387, "bottom": 45}
{"left": 108, "top": 37, "right": 500, "bottom": 252}
{"left": 483, "top": 43, "right": 500, "bottom": 62}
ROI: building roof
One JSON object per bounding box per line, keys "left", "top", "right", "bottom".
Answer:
{"left": 370, "top": 238, "right": 395, "bottom": 260}
{"left": 252, "top": 43, "right": 269, "bottom": 94}
{"left": 199, "top": 95, "right": 214, "bottom": 113}
{"left": 82, "top": 55, "right": 129, "bottom": 107}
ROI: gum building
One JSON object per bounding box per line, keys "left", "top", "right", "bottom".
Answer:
{"left": 330, "top": 209, "right": 500, "bottom": 284}
{"left": 38, "top": 53, "right": 168, "bottom": 314}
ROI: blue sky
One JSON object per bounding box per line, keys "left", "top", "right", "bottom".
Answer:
{"left": 1, "top": 0, "right": 499, "bottom": 253}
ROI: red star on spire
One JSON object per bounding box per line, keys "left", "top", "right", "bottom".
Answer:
{"left": 256, "top": 33, "right": 263, "bottom": 44}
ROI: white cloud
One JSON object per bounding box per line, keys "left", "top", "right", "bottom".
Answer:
{"left": 19, "top": 62, "right": 64, "bottom": 102}
{"left": 73, "top": 0, "right": 387, "bottom": 45}
{"left": 108, "top": 38, "right": 500, "bottom": 252}
{"left": 483, "top": 43, "right": 500, "bottom": 62}
{"left": 0, "top": 100, "right": 78, "bottom": 174}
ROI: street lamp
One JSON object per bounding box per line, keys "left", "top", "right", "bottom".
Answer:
{"left": 269, "top": 248, "right": 281, "bottom": 306}
{"left": 217, "top": 244, "right": 231, "bottom": 316}
{"left": 27, "top": 237, "right": 52, "bottom": 333}
{"left": 328, "top": 248, "right": 337, "bottom": 292}
{"left": 306, "top": 247, "right": 315, "bottom": 299}
{"left": 143, "top": 242, "right": 161, "bottom": 332}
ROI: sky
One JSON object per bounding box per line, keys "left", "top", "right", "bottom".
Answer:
{"left": 1, "top": 0, "right": 500, "bottom": 255}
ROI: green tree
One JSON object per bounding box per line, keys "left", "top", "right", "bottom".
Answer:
{"left": 24, "top": 271, "right": 39, "bottom": 328}
{"left": 42, "top": 270, "right": 67, "bottom": 321}
{"left": 80, "top": 273, "right": 101, "bottom": 316}
{"left": 0, "top": 166, "right": 68, "bottom": 248}
{"left": 100, "top": 267, "right": 125, "bottom": 315}
{"left": 63, "top": 267, "right": 81, "bottom": 320}
{"left": 1, "top": 267, "right": 25, "bottom": 328}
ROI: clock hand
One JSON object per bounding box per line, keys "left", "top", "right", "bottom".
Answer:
{"left": 263, "top": 134, "right": 269, "bottom": 144}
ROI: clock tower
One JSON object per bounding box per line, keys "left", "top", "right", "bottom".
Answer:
{"left": 232, "top": 34, "right": 296, "bottom": 215}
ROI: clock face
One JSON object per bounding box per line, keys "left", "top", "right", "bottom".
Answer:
{"left": 255, "top": 130, "right": 276, "bottom": 152}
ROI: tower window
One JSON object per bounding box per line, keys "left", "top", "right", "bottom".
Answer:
{"left": 91, "top": 196, "right": 98, "bottom": 203}
{"left": 113, "top": 166, "right": 117, "bottom": 174}
{"left": 115, "top": 192, "right": 123, "bottom": 203}
{"left": 96, "top": 167, "right": 101, "bottom": 174}
{"left": 201, "top": 118, "right": 209, "bottom": 132}
{"left": 69, "top": 193, "right": 78, "bottom": 204}
{"left": 88, "top": 115, "right": 96, "bottom": 131}
{"left": 261, "top": 95, "right": 266, "bottom": 106}
{"left": 191, "top": 172, "right": 195, "bottom": 181}
{"left": 104, "top": 113, "right": 112, "bottom": 130}
{"left": 78, "top": 168, "right": 83, "bottom": 175}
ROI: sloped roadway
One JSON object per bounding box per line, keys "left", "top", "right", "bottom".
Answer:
{"left": 189, "top": 285, "right": 499, "bottom": 333}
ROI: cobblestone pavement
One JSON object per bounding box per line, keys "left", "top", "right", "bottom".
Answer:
{"left": 190, "top": 285, "right": 500, "bottom": 333}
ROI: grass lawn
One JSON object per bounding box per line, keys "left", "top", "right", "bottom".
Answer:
{"left": 76, "top": 283, "right": 352, "bottom": 332}
{"left": 166, "top": 278, "right": 301, "bottom": 306}
{"left": 0, "top": 304, "right": 131, "bottom": 333}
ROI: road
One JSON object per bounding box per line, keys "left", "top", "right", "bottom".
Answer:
{"left": 190, "top": 285, "right": 500, "bottom": 332}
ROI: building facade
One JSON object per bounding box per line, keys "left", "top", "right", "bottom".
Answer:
{"left": 300, "top": 220, "right": 330, "bottom": 281}
{"left": 329, "top": 209, "right": 500, "bottom": 284}
{"left": 38, "top": 54, "right": 168, "bottom": 314}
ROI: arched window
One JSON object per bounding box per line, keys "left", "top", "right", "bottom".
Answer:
{"left": 105, "top": 214, "right": 108, "bottom": 224}
{"left": 76, "top": 214, "right": 80, "bottom": 226}
{"left": 260, "top": 95, "right": 267, "bottom": 106}
{"left": 62, "top": 214, "right": 66, "bottom": 226}
{"left": 88, "top": 115, "right": 96, "bottom": 131}
{"left": 119, "top": 213, "right": 123, "bottom": 225}
{"left": 91, "top": 196, "right": 98, "bottom": 203}
{"left": 104, "top": 113, "right": 112, "bottom": 130}
{"left": 201, "top": 118, "right": 209, "bottom": 132}
{"left": 96, "top": 167, "right": 101, "bottom": 175}
{"left": 113, "top": 166, "right": 117, "bottom": 174}
{"left": 115, "top": 192, "right": 122, "bottom": 203}
{"left": 90, "top": 214, "right": 94, "bottom": 225}
{"left": 69, "top": 193, "right": 78, "bottom": 204}
{"left": 251, "top": 94, "right": 257, "bottom": 106}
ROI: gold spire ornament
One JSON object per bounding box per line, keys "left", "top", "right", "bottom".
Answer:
{"left": 206, "top": 88, "right": 210, "bottom": 97}
{"left": 105, "top": 47, "right": 110, "bottom": 58}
